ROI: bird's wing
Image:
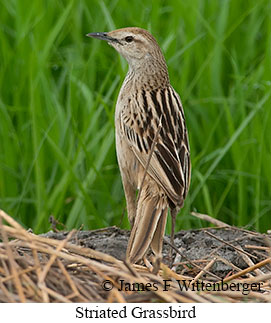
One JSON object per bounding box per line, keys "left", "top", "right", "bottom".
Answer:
{"left": 120, "top": 86, "right": 190, "bottom": 206}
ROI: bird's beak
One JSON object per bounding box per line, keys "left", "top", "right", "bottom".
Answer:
{"left": 86, "top": 32, "right": 120, "bottom": 44}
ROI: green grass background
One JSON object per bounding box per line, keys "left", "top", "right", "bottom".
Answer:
{"left": 0, "top": 0, "right": 270, "bottom": 234}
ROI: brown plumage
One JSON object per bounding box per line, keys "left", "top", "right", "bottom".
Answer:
{"left": 87, "top": 27, "right": 191, "bottom": 264}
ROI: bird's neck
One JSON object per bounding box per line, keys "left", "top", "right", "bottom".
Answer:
{"left": 124, "top": 58, "right": 170, "bottom": 91}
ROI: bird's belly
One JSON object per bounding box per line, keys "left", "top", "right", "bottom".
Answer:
{"left": 115, "top": 129, "right": 139, "bottom": 189}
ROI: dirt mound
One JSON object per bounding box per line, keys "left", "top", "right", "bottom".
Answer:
{"left": 1, "top": 210, "right": 271, "bottom": 302}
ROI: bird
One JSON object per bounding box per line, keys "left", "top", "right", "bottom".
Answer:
{"left": 86, "top": 27, "right": 191, "bottom": 264}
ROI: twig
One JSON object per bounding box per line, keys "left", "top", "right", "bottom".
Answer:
{"left": 123, "top": 260, "right": 140, "bottom": 277}
{"left": 223, "top": 257, "right": 271, "bottom": 282}
{"left": 244, "top": 245, "right": 271, "bottom": 251}
{"left": 190, "top": 258, "right": 217, "bottom": 284}
{"left": 57, "top": 259, "right": 79, "bottom": 299}
{"left": 241, "top": 272, "right": 271, "bottom": 284}
{"left": 164, "top": 236, "right": 220, "bottom": 280}
{"left": 238, "top": 245, "right": 264, "bottom": 276}
{"left": 191, "top": 212, "right": 230, "bottom": 227}
{"left": 204, "top": 230, "right": 258, "bottom": 259}
{"left": 0, "top": 215, "right": 26, "bottom": 302}
{"left": 39, "top": 230, "right": 75, "bottom": 283}
{"left": 216, "top": 256, "right": 252, "bottom": 277}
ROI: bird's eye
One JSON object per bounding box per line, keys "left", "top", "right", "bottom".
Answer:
{"left": 125, "top": 36, "right": 134, "bottom": 43}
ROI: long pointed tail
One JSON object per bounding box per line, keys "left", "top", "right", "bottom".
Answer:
{"left": 126, "top": 183, "right": 168, "bottom": 264}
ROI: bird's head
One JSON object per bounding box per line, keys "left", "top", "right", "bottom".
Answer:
{"left": 86, "top": 27, "right": 167, "bottom": 72}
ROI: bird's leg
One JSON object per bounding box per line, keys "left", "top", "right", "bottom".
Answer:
{"left": 170, "top": 208, "right": 178, "bottom": 267}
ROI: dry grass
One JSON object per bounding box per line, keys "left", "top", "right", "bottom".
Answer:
{"left": 0, "top": 209, "right": 270, "bottom": 303}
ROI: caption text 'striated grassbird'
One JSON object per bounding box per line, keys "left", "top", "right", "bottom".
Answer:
{"left": 87, "top": 27, "right": 191, "bottom": 264}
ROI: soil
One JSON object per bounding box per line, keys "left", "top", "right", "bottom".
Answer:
{"left": 2, "top": 208, "right": 270, "bottom": 302}
{"left": 41, "top": 226, "right": 271, "bottom": 278}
